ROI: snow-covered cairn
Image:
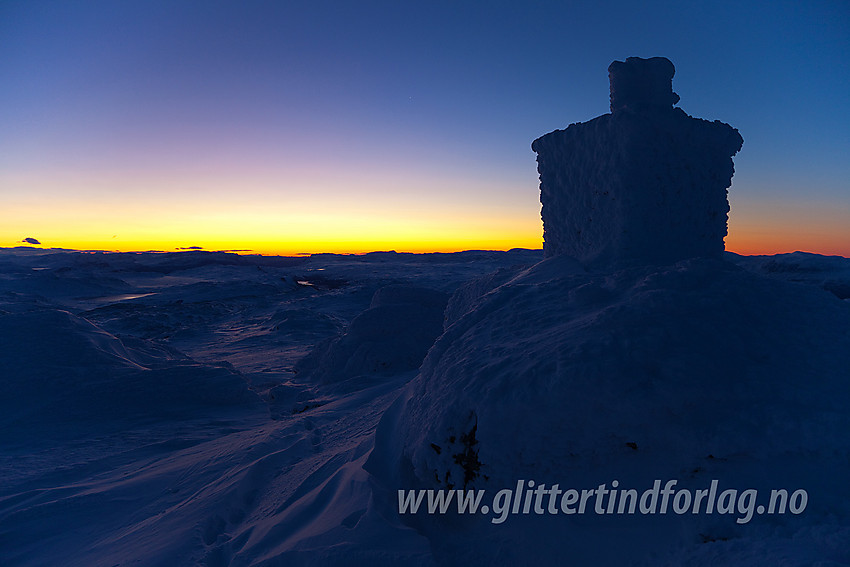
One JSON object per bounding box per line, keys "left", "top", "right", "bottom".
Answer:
{"left": 532, "top": 56, "right": 743, "bottom": 267}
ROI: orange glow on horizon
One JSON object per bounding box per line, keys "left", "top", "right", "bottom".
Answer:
{"left": 4, "top": 194, "right": 848, "bottom": 258}
{"left": 725, "top": 234, "right": 850, "bottom": 258}
{"left": 9, "top": 230, "right": 849, "bottom": 258}
{"left": 0, "top": 199, "right": 545, "bottom": 256}
{"left": 726, "top": 200, "right": 850, "bottom": 257}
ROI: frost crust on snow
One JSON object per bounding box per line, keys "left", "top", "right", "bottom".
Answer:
{"left": 532, "top": 56, "right": 743, "bottom": 267}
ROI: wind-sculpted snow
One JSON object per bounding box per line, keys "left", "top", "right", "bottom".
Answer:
{"left": 728, "top": 251, "right": 850, "bottom": 300}
{"left": 2, "top": 242, "right": 849, "bottom": 566}
{"left": 290, "top": 285, "right": 449, "bottom": 388}
{"left": 0, "top": 247, "right": 540, "bottom": 567}
{"left": 367, "top": 256, "right": 850, "bottom": 564}
{"left": 0, "top": 308, "right": 261, "bottom": 442}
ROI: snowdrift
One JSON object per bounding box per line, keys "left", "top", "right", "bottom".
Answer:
{"left": 367, "top": 256, "right": 850, "bottom": 564}
{"left": 0, "top": 307, "right": 260, "bottom": 442}
{"left": 293, "top": 285, "right": 449, "bottom": 386}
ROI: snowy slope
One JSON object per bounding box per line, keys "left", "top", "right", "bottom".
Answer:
{"left": 1, "top": 247, "right": 848, "bottom": 566}
{"left": 728, "top": 251, "right": 850, "bottom": 300}
{"left": 0, "top": 248, "right": 538, "bottom": 566}
{"left": 367, "top": 255, "right": 850, "bottom": 565}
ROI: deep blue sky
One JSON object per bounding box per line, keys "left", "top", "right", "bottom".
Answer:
{"left": 1, "top": 0, "right": 848, "bottom": 254}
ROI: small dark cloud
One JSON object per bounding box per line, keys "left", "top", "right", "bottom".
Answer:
{"left": 175, "top": 246, "right": 204, "bottom": 250}
{"left": 22, "top": 237, "right": 41, "bottom": 245}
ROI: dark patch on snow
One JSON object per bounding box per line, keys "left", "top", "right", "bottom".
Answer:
{"left": 292, "top": 400, "right": 327, "bottom": 414}
{"left": 451, "top": 416, "right": 482, "bottom": 489}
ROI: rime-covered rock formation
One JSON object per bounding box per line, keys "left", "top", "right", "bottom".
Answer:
{"left": 365, "top": 59, "right": 849, "bottom": 565}
{"left": 532, "top": 56, "right": 743, "bottom": 267}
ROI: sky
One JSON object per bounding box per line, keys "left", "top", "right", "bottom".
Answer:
{"left": 1, "top": 0, "right": 848, "bottom": 256}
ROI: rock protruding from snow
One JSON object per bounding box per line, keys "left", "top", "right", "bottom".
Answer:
{"left": 532, "top": 56, "right": 743, "bottom": 268}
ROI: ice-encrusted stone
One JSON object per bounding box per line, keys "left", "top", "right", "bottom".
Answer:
{"left": 608, "top": 56, "right": 679, "bottom": 112}
{"left": 532, "top": 56, "right": 743, "bottom": 267}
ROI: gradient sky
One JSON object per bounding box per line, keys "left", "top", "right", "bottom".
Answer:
{"left": 1, "top": 0, "right": 848, "bottom": 255}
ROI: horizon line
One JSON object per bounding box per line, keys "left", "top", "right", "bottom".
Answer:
{"left": 3, "top": 245, "right": 848, "bottom": 260}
